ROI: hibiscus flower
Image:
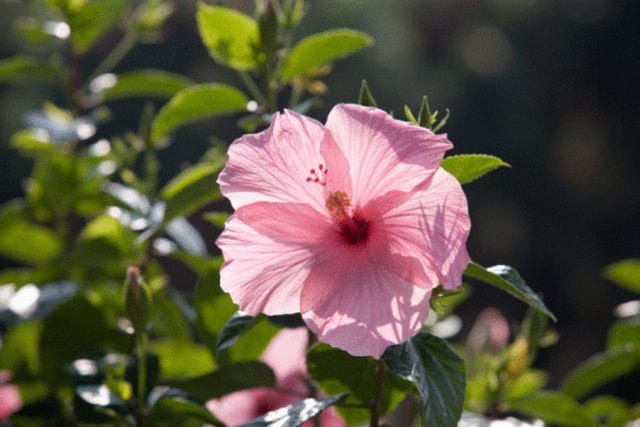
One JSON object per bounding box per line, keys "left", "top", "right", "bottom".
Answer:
{"left": 217, "top": 103, "right": 470, "bottom": 357}
{"left": 207, "top": 327, "right": 344, "bottom": 426}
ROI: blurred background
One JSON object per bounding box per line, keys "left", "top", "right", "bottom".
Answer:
{"left": 1, "top": 0, "right": 639, "bottom": 396}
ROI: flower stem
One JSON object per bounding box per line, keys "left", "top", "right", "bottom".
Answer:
{"left": 136, "top": 333, "right": 148, "bottom": 416}
{"left": 238, "top": 70, "right": 268, "bottom": 106}
{"left": 369, "top": 359, "right": 385, "bottom": 427}
{"left": 88, "top": 27, "right": 138, "bottom": 82}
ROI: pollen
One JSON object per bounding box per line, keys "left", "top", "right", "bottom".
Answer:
{"left": 325, "top": 191, "right": 351, "bottom": 218}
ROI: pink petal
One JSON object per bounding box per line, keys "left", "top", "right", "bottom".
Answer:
{"left": 216, "top": 202, "right": 332, "bottom": 315}
{"left": 370, "top": 168, "right": 471, "bottom": 290}
{"left": 325, "top": 104, "right": 452, "bottom": 206}
{"left": 300, "top": 245, "right": 431, "bottom": 358}
{"left": 0, "top": 384, "right": 21, "bottom": 421}
{"left": 261, "top": 327, "right": 309, "bottom": 383}
{"left": 218, "top": 109, "right": 350, "bottom": 215}
{"left": 207, "top": 388, "right": 264, "bottom": 426}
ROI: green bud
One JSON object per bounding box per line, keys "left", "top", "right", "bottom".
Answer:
{"left": 358, "top": 80, "right": 377, "bottom": 107}
{"left": 124, "top": 266, "right": 151, "bottom": 337}
{"left": 258, "top": 0, "right": 279, "bottom": 54}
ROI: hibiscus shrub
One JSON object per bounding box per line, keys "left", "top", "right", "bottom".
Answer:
{"left": 1, "top": 1, "right": 636, "bottom": 426}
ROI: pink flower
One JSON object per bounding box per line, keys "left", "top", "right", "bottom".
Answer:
{"left": 217, "top": 103, "right": 471, "bottom": 357}
{"left": 0, "top": 371, "right": 21, "bottom": 421}
{"left": 207, "top": 328, "right": 345, "bottom": 426}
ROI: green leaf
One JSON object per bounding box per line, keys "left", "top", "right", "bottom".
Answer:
{"left": 196, "top": 4, "right": 261, "bottom": 70}
{"left": 0, "top": 55, "right": 58, "bottom": 82}
{"left": 99, "top": 70, "right": 193, "bottom": 101}
{"left": 150, "top": 388, "right": 219, "bottom": 425}
{"left": 202, "top": 211, "right": 229, "bottom": 228}
{"left": 151, "top": 83, "right": 248, "bottom": 142}
{"left": 440, "top": 154, "right": 510, "bottom": 185}
{"left": 68, "top": 0, "right": 128, "bottom": 53}
{"left": 239, "top": 394, "right": 348, "bottom": 427}
{"left": 560, "top": 345, "right": 640, "bottom": 400}
{"left": 0, "top": 203, "right": 63, "bottom": 264}
{"left": 604, "top": 259, "right": 640, "bottom": 294}
{"left": 151, "top": 339, "right": 214, "bottom": 381}
{"left": 502, "top": 370, "right": 548, "bottom": 402}
{"left": 608, "top": 320, "right": 640, "bottom": 349}
{"left": 507, "top": 391, "right": 595, "bottom": 426}
{"left": 161, "top": 163, "right": 225, "bottom": 222}
{"left": 10, "top": 129, "right": 56, "bottom": 156}
{"left": 40, "top": 297, "right": 128, "bottom": 384}
{"left": 464, "top": 263, "right": 556, "bottom": 321}
{"left": 0, "top": 321, "right": 42, "bottom": 374}
{"left": 282, "top": 29, "right": 373, "bottom": 82}
{"left": 307, "top": 343, "right": 412, "bottom": 425}
{"left": 383, "top": 333, "right": 466, "bottom": 427}
{"left": 584, "top": 396, "right": 633, "bottom": 427}
{"left": 358, "top": 79, "right": 377, "bottom": 107}
{"left": 181, "top": 362, "right": 275, "bottom": 401}
{"left": 216, "top": 312, "right": 258, "bottom": 353}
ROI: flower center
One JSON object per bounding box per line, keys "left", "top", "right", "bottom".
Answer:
{"left": 325, "top": 191, "right": 368, "bottom": 245}
{"left": 339, "top": 214, "right": 369, "bottom": 245}
{"left": 305, "top": 164, "right": 369, "bottom": 245}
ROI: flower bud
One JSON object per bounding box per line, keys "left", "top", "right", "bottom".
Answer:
{"left": 123, "top": 266, "right": 150, "bottom": 337}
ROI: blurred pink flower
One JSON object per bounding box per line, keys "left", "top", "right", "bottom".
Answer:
{"left": 467, "top": 307, "right": 510, "bottom": 353}
{"left": 207, "top": 328, "right": 344, "bottom": 426}
{"left": 217, "top": 103, "right": 470, "bottom": 357}
{"left": 0, "top": 371, "right": 21, "bottom": 421}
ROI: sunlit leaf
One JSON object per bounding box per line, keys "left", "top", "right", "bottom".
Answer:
{"left": 98, "top": 70, "right": 193, "bottom": 101}
{"left": 383, "top": 333, "right": 465, "bottom": 427}
{"left": 74, "top": 384, "right": 126, "bottom": 423}
{"left": 441, "top": 154, "right": 510, "bottom": 185}
{"left": 506, "top": 391, "right": 595, "bottom": 426}
{"left": 282, "top": 29, "right": 373, "bottom": 82}
{"left": 181, "top": 362, "right": 275, "bottom": 401}
{"left": 151, "top": 84, "right": 248, "bottom": 142}
{"left": 197, "top": 4, "right": 261, "bottom": 70}
{"left": 464, "top": 263, "right": 556, "bottom": 321}
{"left": 604, "top": 259, "right": 640, "bottom": 294}
{"left": 239, "top": 394, "right": 348, "bottom": 427}
{"left": 150, "top": 339, "right": 214, "bottom": 381}
{"left": 560, "top": 345, "right": 640, "bottom": 400}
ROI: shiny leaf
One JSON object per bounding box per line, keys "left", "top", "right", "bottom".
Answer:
{"left": 464, "top": 263, "right": 556, "bottom": 321}
{"left": 383, "top": 333, "right": 466, "bottom": 427}
{"left": 239, "top": 393, "right": 348, "bottom": 427}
